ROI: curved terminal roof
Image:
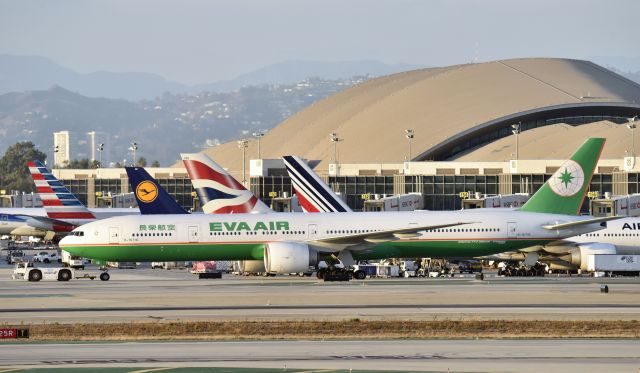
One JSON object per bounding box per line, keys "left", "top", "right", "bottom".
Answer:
{"left": 200, "top": 58, "right": 640, "bottom": 172}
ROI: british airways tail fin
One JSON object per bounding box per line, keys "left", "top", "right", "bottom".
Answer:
{"left": 181, "top": 153, "right": 272, "bottom": 214}
{"left": 27, "top": 161, "right": 95, "bottom": 220}
{"left": 283, "top": 155, "right": 352, "bottom": 213}
{"left": 125, "top": 167, "right": 189, "bottom": 215}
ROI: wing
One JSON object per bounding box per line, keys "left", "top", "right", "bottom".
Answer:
{"left": 312, "top": 221, "right": 478, "bottom": 246}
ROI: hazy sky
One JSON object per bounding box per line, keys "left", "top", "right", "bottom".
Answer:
{"left": 1, "top": 0, "right": 638, "bottom": 84}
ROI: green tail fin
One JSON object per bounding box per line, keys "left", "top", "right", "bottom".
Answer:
{"left": 519, "top": 138, "right": 605, "bottom": 215}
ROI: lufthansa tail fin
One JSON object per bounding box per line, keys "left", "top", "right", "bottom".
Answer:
{"left": 27, "top": 161, "right": 95, "bottom": 220}
{"left": 125, "top": 167, "right": 189, "bottom": 214}
{"left": 520, "top": 138, "right": 605, "bottom": 215}
{"left": 283, "top": 155, "right": 352, "bottom": 213}
{"left": 181, "top": 153, "right": 272, "bottom": 214}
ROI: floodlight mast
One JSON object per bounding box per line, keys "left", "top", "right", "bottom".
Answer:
{"left": 628, "top": 116, "right": 637, "bottom": 159}
{"left": 329, "top": 132, "right": 342, "bottom": 176}
{"left": 238, "top": 139, "right": 249, "bottom": 186}
{"left": 253, "top": 132, "right": 265, "bottom": 159}
{"left": 511, "top": 122, "right": 521, "bottom": 161}
{"left": 405, "top": 129, "right": 414, "bottom": 160}
{"left": 97, "top": 143, "right": 104, "bottom": 168}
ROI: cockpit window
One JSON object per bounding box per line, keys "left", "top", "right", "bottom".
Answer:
{"left": 71, "top": 231, "right": 85, "bottom": 237}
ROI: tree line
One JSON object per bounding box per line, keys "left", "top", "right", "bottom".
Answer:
{"left": 0, "top": 142, "right": 161, "bottom": 193}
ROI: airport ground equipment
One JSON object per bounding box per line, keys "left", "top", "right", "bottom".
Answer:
{"left": 12, "top": 262, "right": 73, "bottom": 282}
{"left": 191, "top": 261, "right": 222, "bottom": 279}
{"left": 362, "top": 193, "right": 424, "bottom": 212}
{"left": 588, "top": 254, "right": 640, "bottom": 276}
{"left": 61, "top": 250, "right": 85, "bottom": 269}
{"left": 461, "top": 193, "right": 530, "bottom": 210}
{"left": 6, "top": 250, "right": 25, "bottom": 264}
{"left": 32, "top": 251, "right": 59, "bottom": 263}
{"left": 590, "top": 193, "right": 640, "bottom": 217}
{"left": 497, "top": 261, "right": 547, "bottom": 277}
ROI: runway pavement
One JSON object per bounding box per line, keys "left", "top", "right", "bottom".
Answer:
{"left": 2, "top": 266, "right": 640, "bottom": 323}
{"left": 2, "top": 339, "right": 640, "bottom": 372}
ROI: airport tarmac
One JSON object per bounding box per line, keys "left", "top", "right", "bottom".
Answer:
{"left": 1, "top": 265, "right": 640, "bottom": 323}
{"left": 2, "top": 339, "right": 640, "bottom": 372}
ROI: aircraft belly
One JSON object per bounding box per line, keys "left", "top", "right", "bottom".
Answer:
{"left": 65, "top": 242, "right": 265, "bottom": 262}
{"left": 353, "top": 239, "right": 551, "bottom": 260}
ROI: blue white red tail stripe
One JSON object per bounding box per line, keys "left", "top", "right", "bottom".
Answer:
{"left": 283, "top": 155, "right": 352, "bottom": 213}
{"left": 27, "top": 161, "right": 95, "bottom": 220}
{"left": 181, "top": 153, "right": 272, "bottom": 214}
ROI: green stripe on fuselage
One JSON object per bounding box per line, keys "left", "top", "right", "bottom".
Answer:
{"left": 65, "top": 243, "right": 266, "bottom": 262}
{"left": 64, "top": 239, "right": 553, "bottom": 262}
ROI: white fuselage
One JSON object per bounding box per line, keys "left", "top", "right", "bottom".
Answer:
{"left": 565, "top": 217, "right": 640, "bottom": 253}
{"left": 60, "top": 208, "right": 607, "bottom": 262}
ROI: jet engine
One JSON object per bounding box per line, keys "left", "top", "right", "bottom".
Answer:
{"left": 563, "top": 243, "right": 617, "bottom": 271}
{"left": 235, "top": 260, "right": 266, "bottom": 274}
{"left": 264, "top": 242, "right": 318, "bottom": 274}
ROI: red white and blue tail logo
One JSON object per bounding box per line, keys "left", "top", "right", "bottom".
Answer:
{"left": 27, "top": 161, "right": 95, "bottom": 220}
{"left": 181, "top": 153, "right": 271, "bottom": 214}
{"left": 283, "top": 155, "right": 352, "bottom": 213}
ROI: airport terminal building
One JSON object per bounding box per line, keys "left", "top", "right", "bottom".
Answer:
{"left": 47, "top": 58, "right": 640, "bottom": 212}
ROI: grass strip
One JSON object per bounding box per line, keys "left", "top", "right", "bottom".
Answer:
{"left": 3, "top": 319, "right": 639, "bottom": 341}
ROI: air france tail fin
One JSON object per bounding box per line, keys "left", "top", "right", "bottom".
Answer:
{"left": 520, "top": 138, "right": 605, "bottom": 215}
{"left": 27, "top": 160, "right": 95, "bottom": 220}
{"left": 181, "top": 153, "right": 272, "bottom": 214}
{"left": 283, "top": 155, "right": 352, "bottom": 213}
{"left": 125, "top": 167, "right": 189, "bottom": 214}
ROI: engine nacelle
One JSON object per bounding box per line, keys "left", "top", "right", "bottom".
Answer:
{"left": 564, "top": 243, "right": 617, "bottom": 271}
{"left": 235, "top": 260, "right": 265, "bottom": 274}
{"left": 264, "top": 242, "right": 317, "bottom": 274}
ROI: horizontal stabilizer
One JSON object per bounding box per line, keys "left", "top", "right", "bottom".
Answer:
{"left": 541, "top": 216, "right": 621, "bottom": 230}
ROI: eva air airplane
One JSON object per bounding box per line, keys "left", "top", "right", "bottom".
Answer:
{"left": 60, "top": 138, "right": 615, "bottom": 275}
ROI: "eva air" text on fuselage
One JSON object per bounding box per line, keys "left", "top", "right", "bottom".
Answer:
{"left": 209, "top": 221, "right": 290, "bottom": 232}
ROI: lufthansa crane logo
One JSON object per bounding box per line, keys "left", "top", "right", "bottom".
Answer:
{"left": 136, "top": 181, "right": 158, "bottom": 203}
{"left": 548, "top": 160, "right": 585, "bottom": 197}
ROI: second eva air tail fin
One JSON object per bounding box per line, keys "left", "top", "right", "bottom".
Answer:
{"left": 519, "top": 137, "right": 605, "bottom": 215}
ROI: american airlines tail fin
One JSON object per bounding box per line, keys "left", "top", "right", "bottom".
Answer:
{"left": 283, "top": 155, "right": 352, "bottom": 213}
{"left": 520, "top": 138, "right": 605, "bottom": 215}
{"left": 27, "top": 160, "right": 95, "bottom": 220}
{"left": 181, "top": 153, "right": 272, "bottom": 214}
{"left": 125, "top": 167, "right": 189, "bottom": 215}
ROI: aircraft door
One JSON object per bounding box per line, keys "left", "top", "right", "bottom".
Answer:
{"left": 109, "top": 227, "right": 119, "bottom": 244}
{"left": 507, "top": 222, "right": 517, "bottom": 238}
{"left": 188, "top": 225, "right": 199, "bottom": 243}
{"left": 1, "top": 215, "right": 7, "bottom": 225}
{"left": 307, "top": 224, "right": 318, "bottom": 239}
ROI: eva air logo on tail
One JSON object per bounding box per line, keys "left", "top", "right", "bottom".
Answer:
{"left": 548, "top": 160, "right": 584, "bottom": 197}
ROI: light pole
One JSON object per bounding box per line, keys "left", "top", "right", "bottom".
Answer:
{"left": 628, "top": 116, "right": 637, "bottom": 159}
{"left": 405, "top": 129, "right": 414, "bottom": 161}
{"left": 238, "top": 139, "right": 249, "bottom": 186}
{"left": 97, "top": 143, "right": 104, "bottom": 168}
{"left": 253, "top": 132, "right": 265, "bottom": 159}
{"left": 129, "top": 142, "right": 138, "bottom": 166}
{"left": 329, "top": 132, "right": 342, "bottom": 176}
{"left": 53, "top": 145, "right": 59, "bottom": 168}
{"left": 511, "top": 122, "right": 521, "bottom": 160}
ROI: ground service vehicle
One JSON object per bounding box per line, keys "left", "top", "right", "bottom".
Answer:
{"left": 588, "top": 254, "right": 640, "bottom": 276}
{"left": 32, "top": 251, "right": 60, "bottom": 263}
{"left": 12, "top": 262, "right": 73, "bottom": 282}
{"left": 61, "top": 250, "right": 85, "bottom": 269}
{"left": 6, "top": 250, "right": 25, "bottom": 264}
{"left": 191, "top": 261, "right": 222, "bottom": 279}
